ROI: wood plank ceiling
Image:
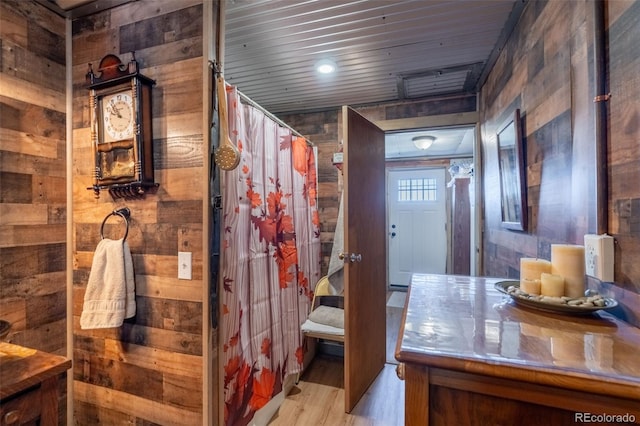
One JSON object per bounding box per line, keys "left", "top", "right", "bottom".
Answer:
{"left": 224, "top": 0, "right": 521, "bottom": 114}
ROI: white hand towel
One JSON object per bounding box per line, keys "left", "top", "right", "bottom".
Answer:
{"left": 327, "top": 192, "right": 345, "bottom": 294}
{"left": 80, "top": 238, "right": 136, "bottom": 329}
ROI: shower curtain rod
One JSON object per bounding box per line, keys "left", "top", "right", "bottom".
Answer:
{"left": 235, "top": 88, "right": 314, "bottom": 147}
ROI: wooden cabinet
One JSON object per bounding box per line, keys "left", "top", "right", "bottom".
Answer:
{"left": 0, "top": 343, "right": 71, "bottom": 426}
{"left": 1, "top": 384, "right": 42, "bottom": 425}
{"left": 396, "top": 274, "right": 640, "bottom": 425}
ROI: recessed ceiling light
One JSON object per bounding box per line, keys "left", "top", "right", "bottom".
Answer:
{"left": 315, "top": 59, "right": 337, "bottom": 74}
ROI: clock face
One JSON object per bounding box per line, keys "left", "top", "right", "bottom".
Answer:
{"left": 101, "top": 91, "right": 134, "bottom": 142}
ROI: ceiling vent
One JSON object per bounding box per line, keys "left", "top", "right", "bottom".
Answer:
{"left": 397, "top": 62, "right": 484, "bottom": 99}
{"left": 37, "top": 0, "right": 134, "bottom": 18}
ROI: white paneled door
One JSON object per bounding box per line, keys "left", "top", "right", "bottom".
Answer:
{"left": 388, "top": 168, "right": 447, "bottom": 287}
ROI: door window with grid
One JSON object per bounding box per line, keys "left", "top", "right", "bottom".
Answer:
{"left": 397, "top": 178, "right": 438, "bottom": 202}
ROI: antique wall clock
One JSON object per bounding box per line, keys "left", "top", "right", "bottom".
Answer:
{"left": 86, "top": 53, "right": 157, "bottom": 199}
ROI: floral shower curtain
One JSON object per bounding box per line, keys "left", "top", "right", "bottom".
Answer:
{"left": 220, "top": 84, "right": 321, "bottom": 426}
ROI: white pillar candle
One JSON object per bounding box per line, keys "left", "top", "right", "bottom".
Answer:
{"left": 520, "top": 278, "right": 541, "bottom": 295}
{"left": 520, "top": 258, "right": 551, "bottom": 281}
{"left": 540, "top": 272, "right": 564, "bottom": 297}
{"left": 551, "top": 244, "right": 585, "bottom": 298}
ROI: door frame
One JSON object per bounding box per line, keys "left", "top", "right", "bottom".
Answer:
{"left": 374, "top": 112, "right": 482, "bottom": 282}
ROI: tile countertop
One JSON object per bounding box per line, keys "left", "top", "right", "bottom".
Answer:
{"left": 395, "top": 274, "right": 640, "bottom": 402}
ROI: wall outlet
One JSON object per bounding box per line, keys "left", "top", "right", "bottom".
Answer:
{"left": 178, "top": 251, "right": 192, "bottom": 280}
{"left": 584, "top": 234, "right": 614, "bottom": 282}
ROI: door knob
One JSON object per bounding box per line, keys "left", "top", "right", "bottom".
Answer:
{"left": 339, "top": 252, "right": 363, "bottom": 263}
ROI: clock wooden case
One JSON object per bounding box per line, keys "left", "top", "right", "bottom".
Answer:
{"left": 87, "top": 53, "right": 157, "bottom": 199}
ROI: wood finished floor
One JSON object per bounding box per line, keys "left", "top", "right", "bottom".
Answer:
{"left": 268, "top": 293, "right": 406, "bottom": 426}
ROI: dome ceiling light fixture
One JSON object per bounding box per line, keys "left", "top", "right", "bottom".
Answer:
{"left": 315, "top": 58, "right": 337, "bottom": 74}
{"left": 412, "top": 135, "right": 436, "bottom": 150}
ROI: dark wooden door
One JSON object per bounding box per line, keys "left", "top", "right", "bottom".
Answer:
{"left": 342, "top": 106, "right": 387, "bottom": 412}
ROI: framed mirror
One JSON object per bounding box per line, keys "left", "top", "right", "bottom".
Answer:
{"left": 497, "top": 108, "right": 527, "bottom": 231}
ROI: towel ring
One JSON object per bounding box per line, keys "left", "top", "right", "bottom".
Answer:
{"left": 100, "top": 207, "right": 131, "bottom": 241}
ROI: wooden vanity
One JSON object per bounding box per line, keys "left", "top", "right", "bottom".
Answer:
{"left": 395, "top": 274, "right": 640, "bottom": 425}
{"left": 0, "top": 342, "right": 71, "bottom": 425}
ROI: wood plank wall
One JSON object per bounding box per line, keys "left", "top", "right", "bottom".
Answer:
{"left": 71, "top": 1, "right": 207, "bottom": 423}
{"left": 0, "top": 0, "right": 68, "bottom": 422}
{"left": 606, "top": 0, "right": 640, "bottom": 323}
{"left": 280, "top": 95, "right": 476, "bottom": 275}
{"left": 0, "top": 0, "right": 67, "bottom": 363}
{"left": 479, "top": 0, "right": 640, "bottom": 326}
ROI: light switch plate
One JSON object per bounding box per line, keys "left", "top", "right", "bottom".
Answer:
{"left": 178, "top": 251, "right": 192, "bottom": 280}
{"left": 584, "top": 234, "right": 614, "bottom": 282}
{"left": 332, "top": 152, "right": 343, "bottom": 164}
